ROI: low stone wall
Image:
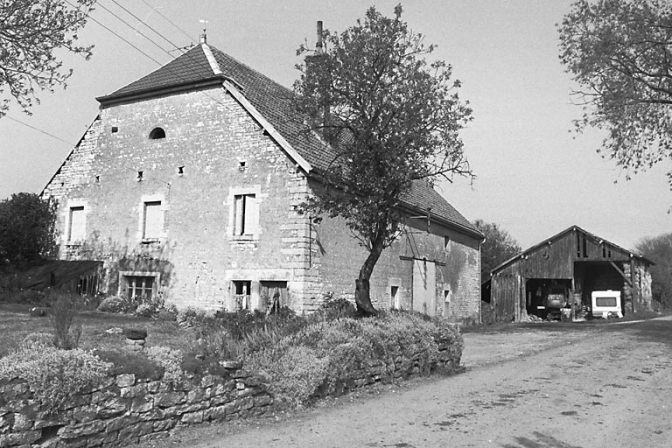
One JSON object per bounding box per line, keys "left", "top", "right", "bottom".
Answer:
{"left": 0, "top": 331, "right": 462, "bottom": 448}
{"left": 315, "top": 336, "right": 462, "bottom": 397}
{"left": 0, "top": 366, "right": 271, "bottom": 448}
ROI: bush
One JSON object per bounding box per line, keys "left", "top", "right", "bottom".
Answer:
{"left": 135, "top": 303, "right": 155, "bottom": 318}
{"left": 97, "top": 296, "right": 132, "bottom": 313}
{"left": 241, "top": 312, "right": 463, "bottom": 405}
{"left": 0, "top": 342, "right": 110, "bottom": 410}
{"left": 156, "top": 304, "right": 178, "bottom": 321}
{"left": 145, "top": 346, "right": 184, "bottom": 383}
{"left": 51, "top": 293, "right": 82, "bottom": 350}
{"left": 177, "top": 307, "right": 214, "bottom": 329}
{"left": 94, "top": 349, "right": 164, "bottom": 381}
{"left": 309, "top": 293, "right": 357, "bottom": 322}
{"left": 246, "top": 345, "right": 329, "bottom": 407}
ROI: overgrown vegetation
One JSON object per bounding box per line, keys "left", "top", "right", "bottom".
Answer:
{"left": 636, "top": 231, "right": 672, "bottom": 309}
{"left": 0, "top": 338, "right": 110, "bottom": 410}
{"left": 51, "top": 292, "right": 82, "bottom": 349}
{"left": 0, "top": 193, "right": 58, "bottom": 270}
{"left": 0, "top": 294, "right": 464, "bottom": 410}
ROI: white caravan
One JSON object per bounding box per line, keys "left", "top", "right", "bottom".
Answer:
{"left": 590, "top": 290, "right": 623, "bottom": 319}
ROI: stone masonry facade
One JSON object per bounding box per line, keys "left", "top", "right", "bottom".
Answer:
{"left": 41, "top": 44, "right": 482, "bottom": 321}
{"left": 43, "top": 88, "right": 316, "bottom": 313}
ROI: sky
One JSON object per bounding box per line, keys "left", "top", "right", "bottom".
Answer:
{"left": 1, "top": 0, "right": 671, "bottom": 251}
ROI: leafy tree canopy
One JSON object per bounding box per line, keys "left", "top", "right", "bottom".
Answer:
{"left": 0, "top": 0, "right": 96, "bottom": 117}
{"left": 293, "top": 5, "right": 473, "bottom": 313}
{"left": 0, "top": 193, "right": 58, "bottom": 270}
{"left": 559, "top": 0, "right": 672, "bottom": 185}
{"left": 636, "top": 232, "right": 672, "bottom": 308}
{"left": 474, "top": 220, "right": 522, "bottom": 282}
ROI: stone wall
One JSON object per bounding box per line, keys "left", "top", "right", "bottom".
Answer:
{"left": 0, "top": 366, "right": 271, "bottom": 448}
{"left": 0, "top": 332, "right": 462, "bottom": 448}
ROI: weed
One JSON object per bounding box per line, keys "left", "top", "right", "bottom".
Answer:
{"left": 51, "top": 292, "right": 81, "bottom": 350}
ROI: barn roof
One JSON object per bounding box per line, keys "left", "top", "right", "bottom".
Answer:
{"left": 489, "top": 225, "right": 653, "bottom": 276}
{"left": 97, "top": 43, "right": 482, "bottom": 239}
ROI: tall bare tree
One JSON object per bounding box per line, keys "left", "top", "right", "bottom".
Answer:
{"left": 294, "top": 5, "right": 473, "bottom": 314}
{"left": 0, "top": 0, "right": 96, "bottom": 117}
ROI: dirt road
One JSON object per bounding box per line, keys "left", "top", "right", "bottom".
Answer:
{"left": 144, "top": 317, "right": 672, "bottom": 448}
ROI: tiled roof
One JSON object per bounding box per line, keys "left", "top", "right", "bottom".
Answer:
{"left": 98, "top": 44, "right": 482, "bottom": 238}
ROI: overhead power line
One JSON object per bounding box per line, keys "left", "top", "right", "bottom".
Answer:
{"left": 139, "top": 0, "right": 197, "bottom": 44}
{"left": 5, "top": 116, "right": 76, "bottom": 146}
{"left": 106, "top": 0, "right": 187, "bottom": 55}
{"left": 64, "top": 0, "right": 163, "bottom": 65}
{"left": 96, "top": 0, "right": 176, "bottom": 59}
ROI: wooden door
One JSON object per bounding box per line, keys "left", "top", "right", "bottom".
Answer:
{"left": 413, "top": 259, "right": 436, "bottom": 316}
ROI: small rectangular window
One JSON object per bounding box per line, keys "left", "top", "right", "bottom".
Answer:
{"left": 143, "top": 201, "right": 163, "bottom": 240}
{"left": 124, "top": 276, "right": 155, "bottom": 301}
{"left": 68, "top": 206, "right": 86, "bottom": 243}
{"left": 233, "top": 194, "right": 257, "bottom": 236}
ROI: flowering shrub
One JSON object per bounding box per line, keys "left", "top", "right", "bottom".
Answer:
{"left": 242, "top": 312, "right": 463, "bottom": 405}
{"left": 0, "top": 341, "right": 110, "bottom": 409}
{"left": 135, "top": 303, "right": 155, "bottom": 318}
{"left": 145, "top": 345, "right": 184, "bottom": 383}
{"left": 97, "top": 296, "right": 132, "bottom": 313}
{"left": 246, "top": 345, "right": 329, "bottom": 406}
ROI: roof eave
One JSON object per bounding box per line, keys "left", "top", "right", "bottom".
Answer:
{"left": 303, "top": 169, "right": 483, "bottom": 240}
{"left": 399, "top": 201, "right": 484, "bottom": 240}
{"left": 96, "top": 76, "right": 227, "bottom": 106}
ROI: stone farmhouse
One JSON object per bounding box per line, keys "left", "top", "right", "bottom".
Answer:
{"left": 41, "top": 40, "right": 483, "bottom": 320}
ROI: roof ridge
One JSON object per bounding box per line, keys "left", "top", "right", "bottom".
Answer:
{"left": 201, "top": 43, "right": 222, "bottom": 75}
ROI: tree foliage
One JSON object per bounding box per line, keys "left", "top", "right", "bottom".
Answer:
{"left": 559, "top": 0, "right": 672, "bottom": 185}
{"left": 474, "top": 219, "right": 522, "bottom": 282}
{"left": 293, "top": 5, "right": 473, "bottom": 313}
{"left": 0, "top": 0, "right": 96, "bottom": 117}
{"left": 636, "top": 232, "right": 672, "bottom": 308}
{"left": 0, "top": 193, "right": 58, "bottom": 269}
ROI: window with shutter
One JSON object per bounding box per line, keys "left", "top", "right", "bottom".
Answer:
{"left": 233, "top": 194, "right": 257, "bottom": 236}
{"left": 68, "top": 206, "right": 86, "bottom": 243}
{"left": 143, "top": 201, "right": 163, "bottom": 240}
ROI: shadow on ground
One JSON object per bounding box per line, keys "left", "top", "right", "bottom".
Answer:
{"left": 502, "top": 431, "right": 583, "bottom": 448}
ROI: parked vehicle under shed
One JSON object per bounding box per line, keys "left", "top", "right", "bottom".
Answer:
{"left": 483, "top": 226, "right": 653, "bottom": 322}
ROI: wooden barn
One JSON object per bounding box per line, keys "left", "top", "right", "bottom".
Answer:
{"left": 485, "top": 226, "right": 653, "bottom": 322}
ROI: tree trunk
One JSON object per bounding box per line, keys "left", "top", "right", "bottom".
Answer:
{"left": 355, "top": 238, "right": 385, "bottom": 316}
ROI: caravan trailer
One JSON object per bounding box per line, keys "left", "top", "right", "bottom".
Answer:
{"left": 590, "top": 290, "right": 623, "bottom": 319}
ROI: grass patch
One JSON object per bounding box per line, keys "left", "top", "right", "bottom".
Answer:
{"left": 0, "top": 302, "right": 187, "bottom": 358}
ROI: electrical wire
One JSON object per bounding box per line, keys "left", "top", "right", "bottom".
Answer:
{"left": 64, "top": 0, "right": 164, "bottom": 65}
{"left": 107, "top": 0, "right": 188, "bottom": 53}
{"left": 96, "top": 0, "right": 176, "bottom": 59}
{"left": 139, "top": 0, "right": 197, "bottom": 44}
{"left": 4, "top": 116, "right": 76, "bottom": 146}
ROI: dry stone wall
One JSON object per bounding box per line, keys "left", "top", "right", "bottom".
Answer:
{"left": 0, "top": 366, "right": 271, "bottom": 448}
{"left": 0, "top": 335, "right": 461, "bottom": 448}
